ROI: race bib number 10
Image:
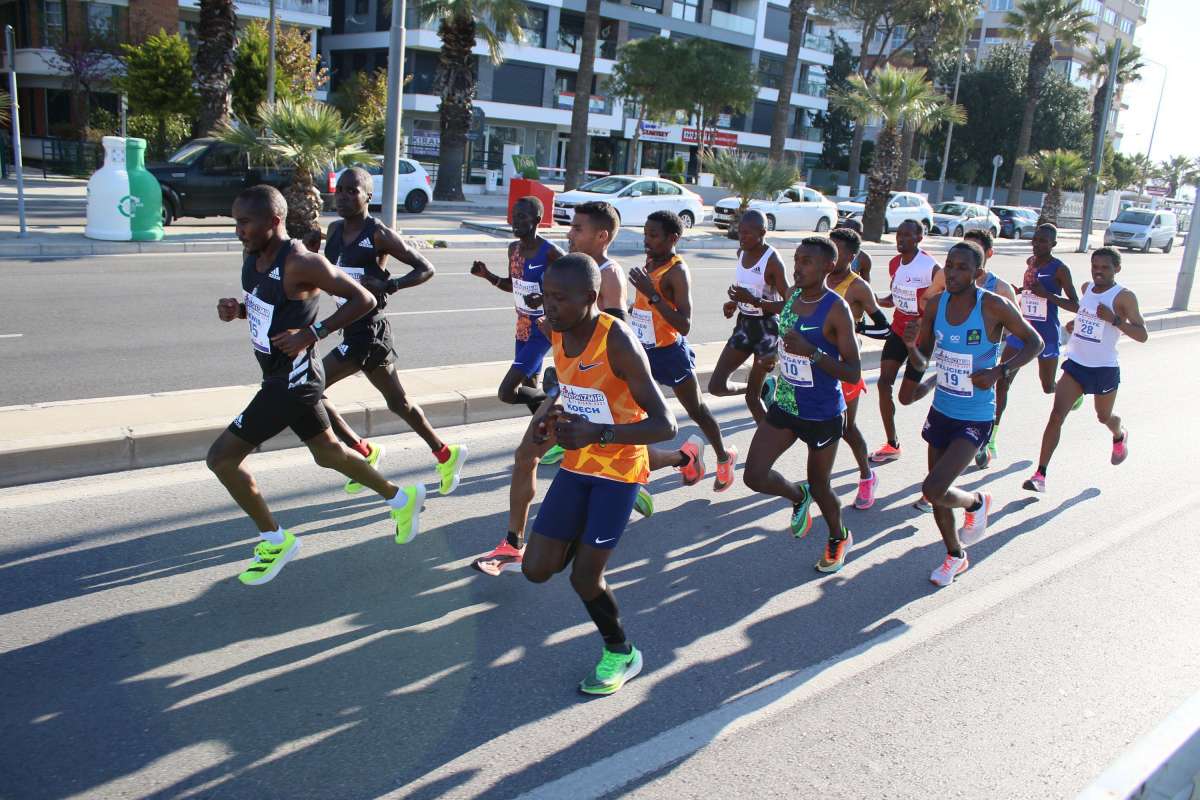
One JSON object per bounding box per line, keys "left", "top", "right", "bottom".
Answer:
{"left": 779, "top": 350, "right": 814, "bottom": 387}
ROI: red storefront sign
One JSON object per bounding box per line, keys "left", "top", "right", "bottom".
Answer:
{"left": 680, "top": 127, "right": 739, "bottom": 148}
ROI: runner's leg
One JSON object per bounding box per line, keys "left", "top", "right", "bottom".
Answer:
{"left": 807, "top": 439, "right": 842, "bottom": 539}
{"left": 706, "top": 344, "right": 751, "bottom": 397}
{"left": 1037, "top": 355, "right": 1059, "bottom": 394}
{"left": 672, "top": 373, "right": 729, "bottom": 462}
{"left": 842, "top": 395, "right": 871, "bottom": 479}
{"left": 509, "top": 420, "right": 554, "bottom": 546}
{"left": 744, "top": 354, "right": 776, "bottom": 424}
{"left": 499, "top": 366, "right": 546, "bottom": 413}
{"left": 320, "top": 352, "right": 369, "bottom": 451}
{"left": 305, "top": 429, "right": 400, "bottom": 498}
{"left": 922, "top": 437, "right": 980, "bottom": 555}
{"left": 365, "top": 364, "right": 446, "bottom": 452}
{"left": 877, "top": 358, "right": 902, "bottom": 446}
{"left": 1093, "top": 389, "right": 1122, "bottom": 439}
{"left": 994, "top": 342, "right": 1021, "bottom": 427}
{"left": 206, "top": 430, "right": 278, "bottom": 532}
{"left": 743, "top": 421, "right": 804, "bottom": 504}
{"left": 1035, "top": 370, "right": 1085, "bottom": 471}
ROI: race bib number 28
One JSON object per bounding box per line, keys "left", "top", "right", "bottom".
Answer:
{"left": 1073, "top": 308, "right": 1106, "bottom": 343}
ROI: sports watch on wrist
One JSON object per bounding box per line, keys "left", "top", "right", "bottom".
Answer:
{"left": 599, "top": 426, "right": 616, "bottom": 445}
{"left": 649, "top": 293, "right": 662, "bottom": 305}
{"left": 312, "top": 320, "right": 330, "bottom": 340}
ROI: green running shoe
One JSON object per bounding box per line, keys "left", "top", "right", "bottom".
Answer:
{"left": 633, "top": 486, "right": 654, "bottom": 518}
{"left": 391, "top": 484, "right": 427, "bottom": 544}
{"left": 579, "top": 645, "right": 643, "bottom": 696}
{"left": 238, "top": 532, "right": 301, "bottom": 586}
{"left": 345, "top": 443, "right": 384, "bottom": 495}
{"left": 540, "top": 444, "right": 566, "bottom": 465}
{"left": 435, "top": 444, "right": 469, "bottom": 495}
{"left": 790, "top": 482, "right": 813, "bottom": 538}
{"left": 760, "top": 375, "right": 777, "bottom": 405}
{"left": 1071, "top": 394, "right": 1084, "bottom": 411}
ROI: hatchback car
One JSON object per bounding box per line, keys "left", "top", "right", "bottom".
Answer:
{"left": 1104, "top": 208, "right": 1178, "bottom": 253}
{"left": 553, "top": 175, "right": 705, "bottom": 228}
{"left": 930, "top": 202, "right": 1000, "bottom": 237}
{"left": 992, "top": 206, "right": 1040, "bottom": 239}
{"left": 334, "top": 158, "right": 433, "bottom": 214}
{"left": 837, "top": 191, "right": 934, "bottom": 233}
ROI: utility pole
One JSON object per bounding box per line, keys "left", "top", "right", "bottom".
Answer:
{"left": 1138, "top": 59, "right": 1167, "bottom": 199}
{"left": 1172, "top": 216, "right": 1198, "bottom": 311}
{"left": 380, "top": 0, "right": 407, "bottom": 228}
{"left": 934, "top": 21, "right": 969, "bottom": 205}
{"left": 1077, "top": 39, "right": 1120, "bottom": 253}
{"left": 266, "top": 0, "right": 277, "bottom": 106}
{"left": 6, "top": 25, "right": 27, "bottom": 237}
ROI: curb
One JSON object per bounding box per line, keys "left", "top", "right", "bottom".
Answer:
{"left": 4, "top": 309, "right": 1197, "bottom": 488}
{"left": 0, "top": 237, "right": 454, "bottom": 259}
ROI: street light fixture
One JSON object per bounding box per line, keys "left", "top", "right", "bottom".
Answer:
{"left": 380, "top": 0, "right": 408, "bottom": 228}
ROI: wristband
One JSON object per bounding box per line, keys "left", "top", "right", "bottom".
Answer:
{"left": 238, "top": 302, "right": 247, "bottom": 319}
{"left": 811, "top": 349, "right": 824, "bottom": 365}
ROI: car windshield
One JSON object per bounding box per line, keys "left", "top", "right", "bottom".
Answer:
{"left": 1115, "top": 210, "right": 1155, "bottom": 225}
{"left": 167, "top": 142, "right": 210, "bottom": 165}
{"left": 935, "top": 203, "right": 967, "bottom": 215}
{"left": 579, "top": 177, "right": 634, "bottom": 194}
{"left": 850, "top": 193, "right": 868, "bottom": 203}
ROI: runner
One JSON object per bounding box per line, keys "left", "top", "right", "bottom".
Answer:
{"left": 871, "top": 219, "right": 944, "bottom": 465}
{"left": 313, "top": 167, "right": 467, "bottom": 496}
{"left": 994, "top": 223, "right": 1079, "bottom": 461}
{"left": 208, "top": 185, "right": 425, "bottom": 586}
{"left": 629, "top": 210, "right": 738, "bottom": 491}
{"left": 964, "top": 228, "right": 1017, "bottom": 467}
{"left": 898, "top": 240, "right": 1042, "bottom": 586}
{"left": 707, "top": 209, "right": 789, "bottom": 423}
{"left": 470, "top": 196, "right": 563, "bottom": 412}
{"left": 837, "top": 217, "right": 873, "bottom": 281}
{"left": 1023, "top": 247, "right": 1146, "bottom": 493}
{"left": 541, "top": 200, "right": 630, "bottom": 466}
{"left": 827, "top": 226, "right": 891, "bottom": 510}
{"left": 744, "top": 236, "right": 861, "bottom": 574}
{"left": 520, "top": 253, "right": 677, "bottom": 695}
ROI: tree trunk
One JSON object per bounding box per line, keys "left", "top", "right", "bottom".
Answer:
{"left": 1091, "top": 78, "right": 1109, "bottom": 153}
{"left": 863, "top": 123, "right": 899, "bottom": 242}
{"left": 194, "top": 0, "right": 237, "bottom": 137}
{"left": 626, "top": 111, "right": 644, "bottom": 174}
{"left": 433, "top": 16, "right": 477, "bottom": 202}
{"left": 1007, "top": 41, "right": 1052, "bottom": 205}
{"left": 1040, "top": 184, "right": 1061, "bottom": 226}
{"left": 284, "top": 174, "right": 321, "bottom": 238}
{"left": 769, "top": 0, "right": 806, "bottom": 164}
{"left": 847, "top": 124, "right": 865, "bottom": 195}
{"left": 895, "top": 121, "right": 915, "bottom": 191}
{"left": 564, "top": 0, "right": 600, "bottom": 190}
{"left": 156, "top": 116, "right": 167, "bottom": 160}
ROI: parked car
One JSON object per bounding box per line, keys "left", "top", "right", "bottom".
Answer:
{"left": 148, "top": 138, "right": 336, "bottom": 226}
{"left": 713, "top": 184, "right": 839, "bottom": 232}
{"left": 552, "top": 175, "right": 705, "bottom": 228}
{"left": 1103, "top": 207, "right": 1178, "bottom": 253}
{"left": 333, "top": 158, "right": 433, "bottom": 214}
{"left": 929, "top": 202, "right": 1000, "bottom": 238}
{"left": 837, "top": 191, "right": 934, "bottom": 233}
{"left": 993, "top": 205, "right": 1040, "bottom": 239}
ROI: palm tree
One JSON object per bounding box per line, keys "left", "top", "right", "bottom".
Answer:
{"left": 1020, "top": 148, "right": 1087, "bottom": 225}
{"left": 217, "top": 100, "right": 372, "bottom": 237}
{"left": 1002, "top": 0, "right": 1094, "bottom": 205}
{"left": 193, "top": 0, "right": 238, "bottom": 137}
{"left": 768, "top": 0, "right": 812, "bottom": 165}
{"left": 1080, "top": 41, "right": 1143, "bottom": 152}
{"left": 831, "top": 65, "right": 965, "bottom": 241}
{"left": 1159, "top": 154, "right": 1199, "bottom": 198}
{"left": 1127, "top": 152, "right": 1159, "bottom": 196}
{"left": 564, "top": 0, "right": 600, "bottom": 190}
{"left": 418, "top": 0, "right": 526, "bottom": 201}
{"left": 703, "top": 150, "right": 799, "bottom": 238}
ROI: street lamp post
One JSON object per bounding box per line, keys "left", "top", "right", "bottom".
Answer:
{"left": 934, "top": 20, "right": 969, "bottom": 205}
{"left": 266, "top": 0, "right": 277, "bottom": 106}
{"left": 1077, "top": 39, "right": 1121, "bottom": 253}
{"left": 1139, "top": 58, "right": 1167, "bottom": 200}
{"left": 380, "top": 0, "right": 407, "bottom": 228}
{"left": 5, "top": 25, "right": 27, "bottom": 237}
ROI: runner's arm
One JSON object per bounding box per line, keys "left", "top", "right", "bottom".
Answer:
{"left": 607, "top": 323, "right": 677, "bottom": 445}
{"left": 598, "top": 267, "right": 627, "bottom": 318}
{"left": 1103, "top": 289, "right": 1148, "bottom": 343}
{"left": 990, "top": 278, "right": 1017, "bottom": 304}
{"left": 375, "top": 228, "right": 435, "bottom": 293}
{"left": 470, "top": 245, "right": 514, "bottom": 292}
{"left": 272, "top": 250, "right": 376, "bottom": 356}
{"left": 988, "top": 295, "right": 1043, "bottom": 382}
{"left": 902, "top": 294, "right": 940, "bottom": 372}
{"left": 1050, "top": 264, "right": 1079, "bottom": 313}
{"left": 853, "top": 282, "right": 891, "bottom": 339}
{"left": 758, "top": 251, "right": 790, "bottom": 316}
{"left": 653, "top": 264, "right": 694, "bottom": 336}
{"left": 817, "top": 300, "right": 861, "bottom": 384}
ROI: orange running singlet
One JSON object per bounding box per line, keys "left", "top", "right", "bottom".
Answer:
{"left": 630, "top": 255, "right": 683, "bottom": 349}
{"left": 552, "top": 314, "right": 649, "bottom": 484}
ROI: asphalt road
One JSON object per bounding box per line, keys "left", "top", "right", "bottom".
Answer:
{"left": 1, "top": 328, "right": 1197, "bottom": 799}
{"left": 0, "top": 234, "right": 1191, "bottom": 405}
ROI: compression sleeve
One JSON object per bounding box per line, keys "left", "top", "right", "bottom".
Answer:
{"left": 858, "top": 309, "right": 891, "bottom": 340}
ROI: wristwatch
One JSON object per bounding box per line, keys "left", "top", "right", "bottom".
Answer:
{"left": 599, "top": 426, "right": 616, "bottom": 445}
{"left": 648, "top": 293, "right": 662, "bottom": 305}
{"left": 312, "top": 320, "right": 330, "bottom": 340}
{"left": 811, "top": 349, "right": 825, "bottom": 365}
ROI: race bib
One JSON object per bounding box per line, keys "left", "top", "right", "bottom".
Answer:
{"left": 893, "top": 283, "right": 919, "bottom": 315}
{"left": 737, "top": 282, "right": 763, "bottom": 316}
{"left": 513, "top": 278, "right": 543, "bottom": 317}
{"left": 245, "top": 291, "right": 274, "bottom": 354}
{"left": 779, "top": 350, "right": 814, "bottom": 388}
{"left": 560, "top": 382, "right": 614, "bottom": 425}
{"left": 335, "top": 266, "right": 365, "bottom": 308}
{"left": 630, "top": 307, "right": 656, "bottom": 347}
{"left": 1020, "top": 291, "right": 1048, "bottom": 322}
{"left": 1073, "top": 308, "right": 1106, "bottom": 343}
{"left": 934, "top": 347, "right": 973, "bottom": 398}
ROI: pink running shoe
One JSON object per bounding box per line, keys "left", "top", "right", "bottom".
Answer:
{"left": 869, "top": 442, "right": 901, "bottom": 464}
{"left": 678, "top": 434, "right": 706, "bottom": 487}
{"left": 714, "top": 446, "right": 738, "bottom": 492}
{"left": 854, "top": 469, "right": 879, "bottom": 510}
{"left": 930, "top": 552, "right": 969, "bottom": 587}
{"left": 1111, "top": 429, "right": 1129, "bottom": 465}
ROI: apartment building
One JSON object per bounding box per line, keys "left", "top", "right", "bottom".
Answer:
{"left": 0, "top": 0, "right": 329, "bottom": 144}
{"left": 322, "top": 0, "right": 835, "bottom": 178}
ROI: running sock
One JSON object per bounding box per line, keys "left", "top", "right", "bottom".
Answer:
{"left": 433, "top": 444, "right": 451, "bottom": 463}
{"left": 505, "top": 530, "right": 522, "bottom": 549}
{"left": 386, "top": 489, "right": 410, "bottom": 509}
{"left": 513, "top": 385, "right": 546, "bottom": 414}
{"left": 583, "top": 587, "right": 627, "bottom": 649}
{"left": 949, "top": 548, "right": 965, "bottom": 559}
{"left": 1038, "top": 464, "right": 1049, "bottom": 476}
{"left": 352, "top": 440, "right": 372, "bottom": 457}
{"left": 1114, "top": 431, "right": 1126, "bottom": 443}
{"left": 966, "top": 493, "right": 983, "bottom": 513}
{"left": 260, "top": 527, "right": 286, "bottom": 545}
{"left": 830, "top": 525, "right": 848, "bottom": 541}
{"left": 888, "top": 439, "right": 900, "bottom": 450}
{"left": 678, "top": 449, "right": 693, "bottom": 469}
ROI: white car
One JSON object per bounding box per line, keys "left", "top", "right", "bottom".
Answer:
{"left": 837, "top": 191, "right": 934, "bottom": 233}
{"left": 929, "top": 202, "right": 1000, "bottom": 238}
{"left": 553, "top": 175, "right": 705, "bottom": 228}
{"left": 713, "top": 185, "right": 839, "bottom": 232}
{"left": 1104, "top": 207, "right": 1178, "bottom": 253}
{"left": 334, "top": 158, "right": 433, "bottom": 214}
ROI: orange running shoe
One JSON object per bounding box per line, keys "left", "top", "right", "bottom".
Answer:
{"left": 713, "top": 446, "right": 738, "bottom": 492}
{"left": 472, "top": 538, "right": 524, "bottom": 577}
{"left": 869, "top": 442, "right": 901, "bottom": 463}
{"left": 816, "top": 529, "right": 853, "bottom": 573}
{"left": 677, "top": 434, "right": 706, "bottom": 487}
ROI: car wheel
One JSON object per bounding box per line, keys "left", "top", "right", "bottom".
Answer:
{"left": 161, "top": 198, "right": 173, "bottom": 227}
{"left": 404, "top": 190, "right": 428, "bottom": 214}
{"left": 766, "top": 214, "right": 776, "bottom": 231}
{"left": 991, "top": 226, "right": 999, "bottom": 238}
{"left": 1141, "top": 237, "right": 1152, "bottom": 253}
{"left": 815, "top": 217, "right": 830, "bottom": 233}
{"left": 678, "top": 210, "right": 695, "bottom": 229}
{"left": 1163, "top": 237, "right": 1174, "bottom": 253}
{"left": 922, "top": 219, "right": 931, "bottom": 234}
{"left": 953, "top": 225, "right": 964, "bottom": 238}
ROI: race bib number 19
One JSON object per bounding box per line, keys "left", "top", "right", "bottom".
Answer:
{"left": 245, "top": 291, "right": 274, "bottom": 354}
{"left": 934, "top": 347, "right": 973, "bottom": 398}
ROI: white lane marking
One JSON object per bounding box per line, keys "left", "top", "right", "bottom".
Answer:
{"left": 384, "top": 305, "right": 511, "bottom": 317}
{"left": 514, "top": 492, "right": 1200, "bottom": 800}
{"left": 0, "top": 333, "right": 22, "bottom": 339}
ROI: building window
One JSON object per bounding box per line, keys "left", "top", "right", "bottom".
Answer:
{"left": 671, "top": 0, "right": 698, "bottom": 22}
{"left": 1103, "top": 7, "right": 1116, "bottom": 24}
{"left": 1118, "top": 16, "right": 1133, "bottom": 34}
{"left": 631, "top": 0, "right": 662, "bottom": 15}
{"left": 764, "top": 5, "right": 790, "bottom": 43}
{"left": 757, "top": 54, "right": 785, "bottom": 91}
{"left": 557, "top": 11, "right": 616, "bottom": 59}
{"left": 404, "top": 49, "right": 440, "bottom": 95}
{"left": 554, "top": 69, "right": 608, "bottom": 112}
{"left": 84, "top": 2, "right": 125, "bottom": 44}
{"left": 505, "top": 3, "right": 547, "bottom": 48}
{"left": 39, "top": 0, "right": 65, "bottom": 46}
{"left": 491, "top": 61, "right": 545, "bottom": 106}
{"left": 989, "top": 0, "right": 1012, "bottom": 10}
{"left": 1080, "top": 0, "right": 1101, "bottom": 11}
{"left": 626, "top": 23, "right": 659, "bottom": 40}
{"left": 751, "top": 99, "right": 776, "bottom": 135}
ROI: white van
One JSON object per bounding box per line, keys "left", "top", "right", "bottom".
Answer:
{"left": 1103, "top": 208, "right": 1178, "bottom": 253}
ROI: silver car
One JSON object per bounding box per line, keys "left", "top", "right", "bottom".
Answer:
{"left": 930, "top": 202, "right": 1000, "bottom": 238}
{"left": 1103, "top": 208, "right": 1178, "bottom": 253}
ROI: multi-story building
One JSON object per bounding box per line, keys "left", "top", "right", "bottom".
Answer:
{"left": 0, "top": 0, "right": 329, "bottom": 146}
{"left": 322, "top": 0, "right": 835, "bottom": 178}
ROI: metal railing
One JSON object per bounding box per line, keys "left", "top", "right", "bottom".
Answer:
{"left": 236, "top": 0, "right": 330, "bottom": 15}
{"left": 803, "top": 32, "right": 833, "bottom": 53}
{"left": 41, "top": 138, "right": 102, "bottom": 178}
{"left": 797, "top": 80, "right": 827, "bottom": 97}
{"left": 710, "top": 9, "right": 756, "bottom": 36}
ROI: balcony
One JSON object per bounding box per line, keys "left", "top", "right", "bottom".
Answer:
{"left": 555, "top": 92, "right": 614, "bottom": 115}
{"left": 803, "top": 32, "right": 833, "bottom": 53}
{"left": 791, "top": 127, "right": 821, "bottom": 142}
{"left": 797, "top": 80, "right": 826, "bottom": 97}
{"left": 233, "top": 0, "right": 330, "bottom": 16}
{"left": 711, "top": 9, "right": 756, "bottom": 36}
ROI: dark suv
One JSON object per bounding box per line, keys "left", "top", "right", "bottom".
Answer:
{"left": 148, "top": 139, "right": 335, "bottom": 226}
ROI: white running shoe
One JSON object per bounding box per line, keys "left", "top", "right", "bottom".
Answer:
{"left": 957, "top": 492, "right": 993, "bottom": 547}
{"left": 930, "top": 552, "right": 969, "bottom": 587}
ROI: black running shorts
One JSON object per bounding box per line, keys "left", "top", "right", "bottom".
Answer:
{"left": 882, "top": 330, "right": 926, "bottom": 383}
{"left": 765, "top": 405, "right": 845, "bottom": 450}
{"left": 727, "top": 313, "right": 780, "bottom": 359}
{"left": 334, "top": 317, "right": 397, "bottom": 373}
{"left": 228, "top": 381, "right": 330, "bottom": 446}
